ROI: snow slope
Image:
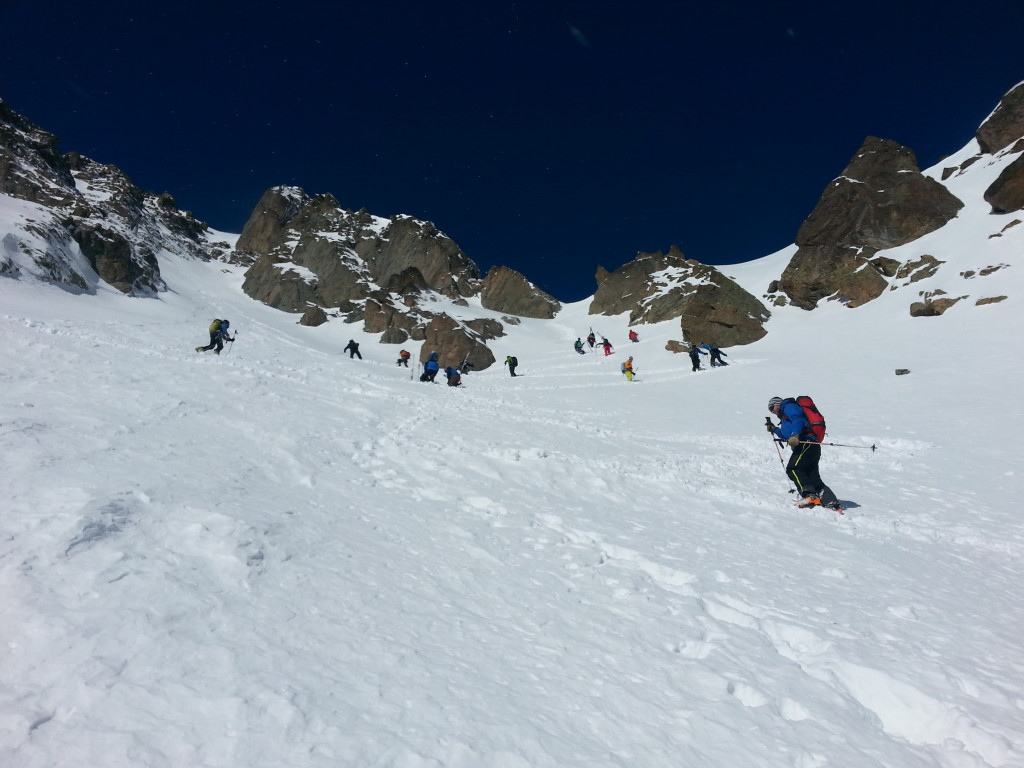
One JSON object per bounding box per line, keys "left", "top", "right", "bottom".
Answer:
{"left": 2, "top": 153, "right": 1023, "bottom": 767}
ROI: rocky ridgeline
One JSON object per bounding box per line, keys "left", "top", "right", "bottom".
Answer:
{"left": 590, "top": 245, "right": 769, "bottom": 347}
{"left": 2, "top": 82, "right": 1022, "bottom": 362}
{"left": 0, "top": 100, "right": 224, "bottom": 294}
{"left": 767, "top": 82, "right": 1024, "bottom": 315}
{"left": 233, "top": 186, "right": 560, "bottom": 369}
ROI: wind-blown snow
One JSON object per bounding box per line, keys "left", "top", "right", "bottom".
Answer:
{"left": 2, "top": 148, "right": 1023, "bottom": 767}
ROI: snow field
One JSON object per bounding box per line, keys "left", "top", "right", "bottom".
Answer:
{"left": 3, "top": 151, "right": 1024, "bottom": 766}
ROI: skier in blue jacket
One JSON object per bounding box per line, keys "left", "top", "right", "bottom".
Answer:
{"left": 767, "top": 396, "right": 840, "bottom": 510}
{"left": 700, "top": 343, "right": 728, "bottom": 367}
{"left": 420, "top": 352, "right": 440, "bottom": 382}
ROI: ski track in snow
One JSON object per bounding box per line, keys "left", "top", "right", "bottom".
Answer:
{"left": 2, "top": 236, "right": 1024, "bottom": 768}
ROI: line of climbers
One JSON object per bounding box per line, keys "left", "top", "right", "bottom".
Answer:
{"left": 194, "top": 319, "right": 732, "bottom": 382}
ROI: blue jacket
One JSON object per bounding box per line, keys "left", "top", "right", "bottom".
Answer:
{"left": 424, "top": 360, "right": 439, "bottom": 372}
{"left": 772, "top": 399, "right": 814, "bottom": 442}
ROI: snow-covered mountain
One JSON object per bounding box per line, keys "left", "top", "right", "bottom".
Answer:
{"left": 1, "top": 85, "right": 1023, "bottom": 767}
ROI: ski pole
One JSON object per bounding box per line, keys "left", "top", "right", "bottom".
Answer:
{"left": 225, "top": 332, "right": 237, "bottom": 356}
{"left": 767, "top": 418, "right": 797, "bottom": 494}
{"left": 795, "top": 439, "right": 877, "bottom": 451}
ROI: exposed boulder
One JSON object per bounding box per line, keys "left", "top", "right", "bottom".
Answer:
{"left": 480, "top": 265, "right": 561, "bottom": 318}
{"left": 909, "top": 290, "right": 966, "bottom": 317}
{"left": 779, "top": 137, "right": 964, "bottom": 310}
{"left": 590, "top": 246, "right": 769, "bottom": 347}
{"left": 298, "top": 305, "right": 328, "bottom": 326}
{"left": 418, "top": 314, "right": 498, "bottom": 371}
{"left": 380, "top": 326, "right": 410, "bottom": 344}
{"left": 984, "top": 152, "right": 1024, "bottom": 213}
{"left": 976, "top": 81, "right": 1024, "bottom": 155}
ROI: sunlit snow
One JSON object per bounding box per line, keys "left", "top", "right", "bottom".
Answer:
{"left": 2, "top": 148, "right": 1023, "bottom": 767}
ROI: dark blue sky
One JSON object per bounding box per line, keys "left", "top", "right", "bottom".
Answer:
{"left": 3, "top": 1, "right": 1022, "bottom": 301}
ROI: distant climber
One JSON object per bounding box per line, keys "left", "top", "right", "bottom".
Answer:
{"left": 343, "top": 339, "right": 362, "bottom": 359}
{"left": 701, "top": 343, "right": 728, "bottom": 367}
{"left": 195, "top": 319, "right": 234, "bottom": 355}
{"left": 688, "top": 344, "right": 706, "bottom": 372}
{"left": 444, "top": 366, "right": 462, "bottom": 386}
{"left": 420, "top": 351, "right": 440, "bottom": 382}
{"left": 621, "top": 356, "right": 636, "bottom": 381}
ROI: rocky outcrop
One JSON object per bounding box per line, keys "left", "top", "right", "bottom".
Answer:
{"left": 480, "top": 265, "right": 561, "bottom": 318}
{"left": 590, "top": 246, "right": 769, "bottom": 347}
{"left": 0, "top": 100, "right": 76, "bottom": 207}
{"left": 418, "top": 314, "right": 497, "bottom": 371}
{"left": 236, "top": 186, "right": 309, "bottom": 255}
{"left": 0, "top": 100, "right": 216, "bottom": 295}
{"left": 909, "top": 290, "right": 966, "bottom": 317}
{"left": 976, "top": 81, "right": 1024, "bottom": 155}
{"left": 238, "top": 187, "right": 481, "bottom": 313}
{"left": 299, "top": 305, "right": 328, "bottom": 326}
{"left": 984, "top": 153, "right": 1024, "bottom": 213}
{"left": 779, "top": 137, "right": 964, "bottom": 310}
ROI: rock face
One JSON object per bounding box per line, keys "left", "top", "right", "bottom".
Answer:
{"left": 238, "top": 187, "right": 481, "bottom": 312}
{"left": 236, "top": 186, "right": 517, "bottom": 368}
{"left": 984, "top": 152, "right": 1024, "bottom": 213}
{"left": 480, "top": 265, "right": 561, "bottom": 318}
{"left": 778, "top": 137, "right": 964, "bottom": 310}
{"left": 976, "top": 81, "right": 1024, "bottom": 155}
{"left": 419, "top": 314, "right": 497, "bottom": 371}
{"left": 589, "top": 246, "right": 770, "bottom": 347}
{"left": 976, "top": 84, "right": 1024, "bottom": 213}
{"left": 0, "top": 100, "right": 219, "bottom": 294}
{"left": 0, "top": 101, "right": 76, "bottom": 207}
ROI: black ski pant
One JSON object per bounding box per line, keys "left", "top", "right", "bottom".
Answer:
{"left": 200, "top": 332, "right": 224, "bottom": 353}
{"left": 786, "top": 442, "right": 838, "bottom": 505}
{"left": 420, "top": 369, "right": 438, "bottom": 382}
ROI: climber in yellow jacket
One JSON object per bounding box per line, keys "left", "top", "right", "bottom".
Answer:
{"left": 621, "top": 356, "right": 636, "bottom": 382}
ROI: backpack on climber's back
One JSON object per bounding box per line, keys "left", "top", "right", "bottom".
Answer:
{"left": 795, "top": 395, "right": 826, "bottom": 442}
{"left": 209, "top": 319, "right": 222, "bottom": 334}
